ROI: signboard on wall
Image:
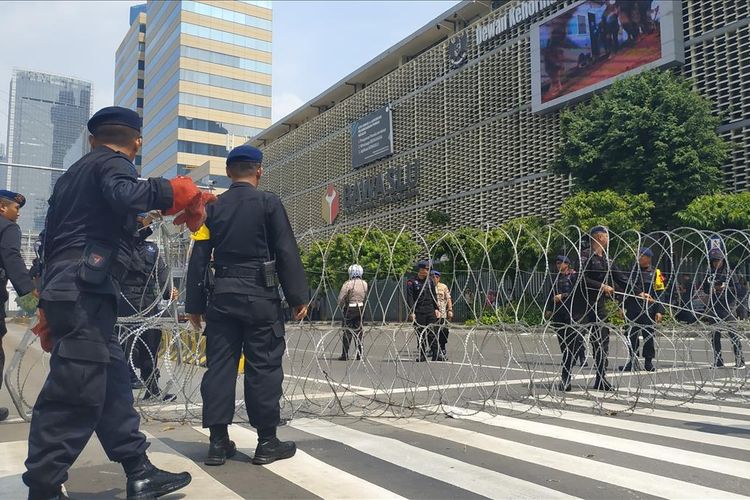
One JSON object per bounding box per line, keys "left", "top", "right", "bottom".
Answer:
{"left": 341, "top": 161, "right": 419, "bottom": 213}
{"left": 351, "top": 105, "right": 394, "bottom": 169}
{"left": 531, "top": 0, "right": 684, "bottom": 113}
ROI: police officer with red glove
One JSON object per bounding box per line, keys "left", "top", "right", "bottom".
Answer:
{"left": 23, "top": 106, "right": 210, "bottom": 500}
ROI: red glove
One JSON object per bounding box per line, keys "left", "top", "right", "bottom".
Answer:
{"left": 31, "top": 308, "right": 53, "bottom": 353}
{"left": 173, "top": 191, "right": 218, "bottom": 232}
{"left": 164, "top": 176, "right": 201, "bottom": 216}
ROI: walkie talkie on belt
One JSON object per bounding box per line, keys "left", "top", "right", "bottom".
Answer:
{"left": 262, "top": 195, "right": 277, "bottom": 288}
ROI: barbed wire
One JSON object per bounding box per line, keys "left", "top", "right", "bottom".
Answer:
{"left": 5, "top": 222, "right": 749, "bottom": 423}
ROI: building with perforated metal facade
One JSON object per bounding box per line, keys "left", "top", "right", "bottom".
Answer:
{"left": 249, "top": 0, "right": 750, "bottom": 238}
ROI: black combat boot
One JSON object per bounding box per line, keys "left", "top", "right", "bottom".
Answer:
{"left": 124, "top": 456, "right": 191, "bottom": 500}
{"left": 252, "top": 437, "right": 297, "bottom": 465}
{"left": 205, "top": 436, "right": 237, "bottom": 466}
{"left": 0, "top": 407, "right": 9, "bottom": 422}
{"left": 644, "top": 358, "right": 656, "bottom": 372}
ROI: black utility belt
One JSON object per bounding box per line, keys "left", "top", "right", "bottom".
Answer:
{"left": 215, "top": 260, "right": 277, "bottom": 288}
{"left": 49, "top": 246, "right": 128, "bottom": 283}
{"left": 215, "top": 267, "right": 259, "bottom": 278}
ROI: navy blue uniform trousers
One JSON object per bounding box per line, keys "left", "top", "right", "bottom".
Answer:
{"left": 201, "top": 294, "right": 285, "bottom": 430}
{"left": 23, "top": 293, "right": 147, "bottom": 490}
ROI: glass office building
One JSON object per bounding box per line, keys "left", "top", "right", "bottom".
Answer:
{"left": 5, "top": 69, "right": 91, "bottom": 233}
{"left": 130, "top": 0, "right": 272, "bottom": 184}
{"left": 114, "top": 4, "right": 148, "bottom": 171}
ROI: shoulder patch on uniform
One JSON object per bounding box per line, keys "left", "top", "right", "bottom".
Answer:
{"left": 191, "top": 224, "right": 210, "bottom": 241}
{"left": 145, "top": 243, "right": 157, "bottom": 253}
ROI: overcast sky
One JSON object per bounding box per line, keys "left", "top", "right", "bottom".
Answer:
{"left": 0, "top": 0, "right": 457, "bottom": 148}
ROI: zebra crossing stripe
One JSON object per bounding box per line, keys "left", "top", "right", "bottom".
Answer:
{"left": 435, "top": 404, "right": 750, "bottom": 480}
{"left": 616, "top": 387, "right": 750, "bottom": 408}
{"left": 473, "top": 399, "right": 750, "bottom": 452}
{"left": 142, "top": 432, "right": 242, "bottom": 499}
{"left": 0, "top": 440, "right": 29, "bottom": 500}
{"left": 560, "top": 398, "right": 750, "bottom": 429}
{"left": 291, "top": 418, "right": 577, "bottom": 499}
{"left": 371, "top": 416, "right": 747, "bottom": 500}
{"left": 651, "top": 383, "right": 750, "bottom": 397}
{"left": 193, "top": 426, "right": 406, "bottom": 500}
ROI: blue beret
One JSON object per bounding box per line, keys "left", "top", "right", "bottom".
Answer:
{"left": 227, "top": 145, "right": 262, "bottom": 165}
{"left": 709, "top": 249, "right": 724, "bottom": 260}
{"left": 555, "top": 255, "right": 570, "bottom": 264}
{"left": 639, "top": 247, "right": 654, "bottom": 258}
{"left": 430, "top": 270, "right": 441, "bottom": 277}
{"left": 0, "top": 190, "right": 25, "bottom": 207}
{"left": 590, "top": 225, "right": 608, "bottom": 236}
{"left": 88, "top": 106, "right": 141, "bottom": 134}
{"left": 417, "top": 260, "right": 430, "bottom": 269}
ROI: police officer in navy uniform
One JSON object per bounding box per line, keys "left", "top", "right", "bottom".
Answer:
{"left": 406, "top": 260, "right": 439, "bottom": 362}
{"left": 620, "top": 247, "right": 665, "bottom": 372}
{"left": 23, "top": 107, "right": 201, "bottom": 500}
{"left": 119, "top": 213, "right": 175, "bottom": 400}
{"left": 545, "top": 255, "right": 582, "bottom": 391}
{"left": 574, "top": 226, "right": 627, "bottom": 391}
{"left": 0, "top": 190, "right": 36, "bottom": 422}
{"left": 702, "top": 248, "right": 745, "bottom": 368}
{"left": 185, "top": 145, "right": 308, "bottom": 467}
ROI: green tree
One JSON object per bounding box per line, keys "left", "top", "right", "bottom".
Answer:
{"left": 551, "top": 70, "right": 729, "bottom": 229}
{"left": 301, "top": 228, "right": 420, "bottom": 290}
{"left": 558, "top": 190, "right": 654, "bottom": 233}
{"left": 676, "top": 192, "right": 750, "bottom": 230}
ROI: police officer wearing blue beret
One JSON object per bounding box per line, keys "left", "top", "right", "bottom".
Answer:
{"left": 24, "top": 107, "right": 194, "bottom": 500}
{"left": 185, "top": 144, "right": 309, "bottom": 467}
{"left": 0, "top": 190, "right": 35, "bottom": 422}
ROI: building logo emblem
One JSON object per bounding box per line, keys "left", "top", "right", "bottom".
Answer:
{"left": 322, "top": 184, "right": 340, "bottom": 225}
{"left": 448, "top": 33, "right": 468, "bottom": 69}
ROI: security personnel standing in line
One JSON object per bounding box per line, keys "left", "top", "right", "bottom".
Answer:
{"left": 185, "top": 145, "right": 308, "bottom": 467}
{"left": 574, "top": 226, "right": 627, "bottom": 391}
{"left": 337, "top": 264, "right": 367, "bottom": 361}
{"left": 545, "top": 255, "right": 582, "bottom": 391}
{"left": 0, "top": 190, "right": 36, "bottom": 422}
{"left": 431, "top": 270, "right": 452, "bottom": 361}
{"left": 23, "top": 107, "right": 202, "bottom": 500}
{"left": 118, "top": 213, "right": 175, "bottom": 400}
{"left": 702, "top": 248, "right": 745, "bottom": 368}
{"left": 406, "top": 260, "right": 439, "bottom": 362}
{"left": 619, "top": 247, "right": 665, "bottom": 372}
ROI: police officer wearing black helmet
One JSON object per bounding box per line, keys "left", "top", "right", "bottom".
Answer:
{"left": 0, "top": 189, "right": 36, "bottom": 422}
{"left": 23, "top": 106, "right": 204, "bottom": 500}
{"left": 185, "top": 144, "right": 308, "bottom": 467}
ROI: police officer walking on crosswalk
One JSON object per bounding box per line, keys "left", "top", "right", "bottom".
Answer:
{"left": 185, "top": 145, "right": 308, "bottom": 467}
{"left": 23, "top": 106, "right": 204, "bottom": 500}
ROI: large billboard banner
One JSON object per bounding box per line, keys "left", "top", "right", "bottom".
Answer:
{"left": 531, "top": 0, "right": 684, "bottom": 113}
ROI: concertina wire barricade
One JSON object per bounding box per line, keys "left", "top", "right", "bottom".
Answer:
{"left": 4, "top": 222, "right": 750, "bottom": 423}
